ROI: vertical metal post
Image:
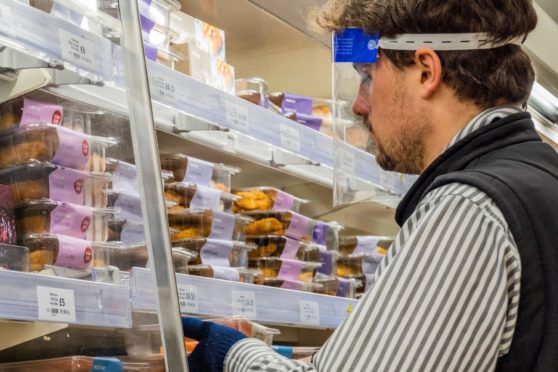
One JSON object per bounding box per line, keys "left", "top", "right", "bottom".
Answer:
{"left": 117, "top": 1, "right": 188, "bottom": 371}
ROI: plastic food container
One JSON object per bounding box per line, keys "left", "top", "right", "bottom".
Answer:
{"left": 19, "top": 233, "right": 94, "bottom": 272}
{"left": 160, "top": 153, "right": 239, "bottom": 192}
{"left": 171, "top": 238, "right": 255, "bottom": 267}
{"left": 0, "top": 97, "right": 24, "bottom": 135}
{"left": 312, "top": 273, "right": 361, "bottom": 298}
{"left": 168, "top": 208, "right": 252, "bottom": 241}
{"left": 106, "top": 158, "right": 173, "bottom": 191}
{"left": 243, "top": 211, "right": 315, "bottom": 242}
{"left": 262, "top": 278, "right": 324, "bottom": 292}
{"left": 107, "top": 218, "right": 145, "bottom": 244}
{"left": 0, "top": 243, "right": 29, "bottom": 271}
{"left": 250, "top": 257, "right": 320, "bottom": 283}
{"left": 339, "top": 236, "right": 393, "bottom": 256}
{"left": 335, "top": 255, "right": 363, "bottom": 279}
{"left": 15, "top": 200, "right": 115, "bottom": 241}
{"left": 209, "top": 317, "right": 280, "bottom": 346}
{"left": 0, "top": 124, "right": 115, "bottom": 172}
{"left": 235, "top": 78, "right": 270, "bottom": 108}
{"left": 0, "top": 163, "right": 111, "bottom": 207}
{"left": 165, "top": 182, "right": 239, "bottom": 213}
{"left": 246, "top": 235, "right": 320, "bottom": 262}
{"left": 312, "top": 220, "right": 343, "bottom": 249}
{"left": 92, "top": 242, "right": 196, "bottom": 273}
{"left": 232, "top": 187, "right": 308, "bottom": 213}
{"left": 186, "top": 265, "right": 260, "bottom": 284}
{"left": 0, "top": 184, "right": 17, "bottom": 244}
{"left": 0, "top": 356, "right": 151, "bottom": 371}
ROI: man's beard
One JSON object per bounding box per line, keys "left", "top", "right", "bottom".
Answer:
{"left": 366, "top": 115, "right": 429, "bottom": 175}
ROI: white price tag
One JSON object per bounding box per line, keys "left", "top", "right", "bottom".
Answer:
{"left": 300, "top": 300, "right": 320, "bottom": 325}
{"left": 177, "top": 284, "right": 198, "bottom": 314}
{"left": 232, "top": 290, "right": 257, "bottom": 318}
{"left": 59, "top": 29, "right": 96, "bottom": 70}
{"left": 37, "top": 286, "right": 77, "bottom": 323}
{"left": 279, "top": 124, "right": 301, "bottom": 153}
{"left": 149, "top": 69, "right": 177, "bottom": 105}
{"left": 0, "top": 4, "right": 16, "bottom": 38}
{"left": 225, "top": 101, "right": 249, "bottom": 132}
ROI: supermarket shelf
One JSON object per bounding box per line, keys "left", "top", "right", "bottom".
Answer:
{"left": 0, "top": 0, "right": 414, "bottom": 200}
{"left": 0, "top": 270, "right": 132, "bottom": 328}
{"left": 130, "top": 268, "right": 358, "bottom": 329}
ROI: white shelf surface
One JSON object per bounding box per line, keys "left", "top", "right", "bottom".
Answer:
{"left": 0, "top": 0, "right": 414, "bottom": 198}
{"left": 131, "top": 268, "right": 358, "bottom": 329}
{"left": 0, "top": 270, "right": 132, "bottom": 328}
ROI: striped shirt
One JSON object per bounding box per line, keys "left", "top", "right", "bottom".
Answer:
{"left": 225, "top": 106, "right": 523, "bottom": 372}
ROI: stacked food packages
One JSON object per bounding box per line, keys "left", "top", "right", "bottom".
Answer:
{"left": 159, "top": 153, "right": 261, "bottom": 283}
{"left": 28, "top": 0, "right": 235, "bottom": 94}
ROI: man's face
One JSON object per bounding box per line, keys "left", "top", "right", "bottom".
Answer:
{"left": 352, "top": 54, "right": 431, "bottom": 174}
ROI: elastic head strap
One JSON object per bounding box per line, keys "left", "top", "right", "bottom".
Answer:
{"left": 378, "top": 33, "right": 524, "bottom": 51}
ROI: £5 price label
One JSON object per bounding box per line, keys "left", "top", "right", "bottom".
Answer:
{"left": 299, "top": 300, "right": 320, "bottom": 325}
{"left": 37, "top": 286, "right": 77, "bottom": 323}
{"left": 149, "top": 69, "right": 177, "bottom": 105}
{"left": 232, "top": 290, "right": 257, "bottom": 318}
{"left": 279, "top": 124, "right": 301, "bottom": 153}
{"left": 59, "top": 29, "right": 96, "bottom": 70}
{"left": 177, "top": 284, "right": 199, "bottom": 313}
{"left": 225, "top": 101, "right": 249, "bottom": 132}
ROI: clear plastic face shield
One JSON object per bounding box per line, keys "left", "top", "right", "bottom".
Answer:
{"left": 332, "top": 29, "right": 523, "bottom": 206}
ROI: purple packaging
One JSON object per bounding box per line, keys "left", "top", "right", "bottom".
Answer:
{"left": 272, "top": 190, "right": 294, "bottom": 211}
{"left": 140, "top": 15, "right": 155, "bottom": 34}
{"left": 20, "top": 98, "right": 63, "bottom": 126}
{"left": 317, "top": 249, "right": 333, "bottom": 276}
{"left": 0, "top": 185, "right": 16, "bottom": 244}
{"left": 285, "top": 212, "right": 311, "bottom": 241}
{"left": 280, "top": 237, "right": 299, "bottom": 259}
{"left": 144, "top": 43, "right": 158, "bottom": 61}
{"left": 54, "top": 234, "right": 92, "bottom": 270}
{"left": 111, "top": 160, "right": 138, "bottom": 195}
{"left": 183, "top": 157, "right": 214, "bottom": 185}
{"left": 49, "top": 203, "right": 93, "bottom": 240}
{"left": 281, "top": 94, "right": 313, "bottom": 115}
{"left": 120, "top": 221, "right": 145, "bottom": 245}
{"left": 51, "top": 126, "right": 90, "bottom": 170}
{"left": 49, "top": 167, "right": 88, "bottom": 205}
{"left": 114, "top": 192, "right": 143, "bottom": 223}
{"left": 280, "top": 279, "right": 304, "bottom": 291}
{"left": 212, "top": 266, "right": 241, "bottom": 281}
{"left": 312, "top": 223, "right": 329, "bottom": 246}
{"left": 277, "top": 259, "right": 304, "bottom": 281}
{"left": 336, "top": 278, "right": 352, "bottom": 297}
{"left": 190, "top": 185, "right": 221, "bottom": 210}
{"left": 200, "top": 239, "right": 233, "bottom": 267}
{"left": 208, "top": 211, "right": 235, "bottom": 240}
{"left": 353, "top": 236, "right": 381, "bottom": 256}
{"left": 295, "top": 113, "right": 322, "bottom": 132}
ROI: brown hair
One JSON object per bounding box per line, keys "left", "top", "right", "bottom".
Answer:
{"left": 315, "top": 0, "right": 538, "bottom": 108}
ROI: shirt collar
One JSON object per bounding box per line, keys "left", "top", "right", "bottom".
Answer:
{"left": 446, "top": 105, "right": 524, "bottom": 150}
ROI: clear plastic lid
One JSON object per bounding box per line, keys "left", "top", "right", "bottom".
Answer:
{"left": 245, "top": 235, "right": 320, "bottom": 261}
{"left": 14, "top": 199, "right": 116, "bottom": 241}
{"left": 313, "top": 272, "right": 362, "bottom": 298}
{"left": 262, "top": 278, "right": 324, "bottom": 293}
{"left": 0, "top": 124, "right": 117, "bottom": 172}
{"left": 0, "top": 162, "right": 111, "bottom": 208}
{"left": 0, "top": 243, "right": 29, "bottom": 272}
{"left": 186, "top": 265, "right": 260, "bottom": 284}
{"left": 312, "top": 220, "right": 344, "bottom": 248}
{"left": 165, "top": 182, "right": 239, "bottom": 213}
{"left": 335, "top": 254, "right": 364, "bottom": 279}
{"left": 235, "top": 78, "right": 270, "bottom": 108}
{"left": 159, "top": 153, "right": 240, "bottom": 192}
{"left": 243, "top": 211, "right": 315, "bottom": 242}
{"left": 232, "top": 187, "right": 308, "bottom": 213}
{"left": 168, "top": 207, "right": 252, "bottom": 241}
{"left": 249, "top": 257, "right": 321, "bottom": 283}
{"left": 171, "top": 238, "right": 255, "bottom": 267}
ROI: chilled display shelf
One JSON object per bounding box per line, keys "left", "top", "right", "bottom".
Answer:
{"left": 0, "top": 270, "right": 132, "bottom": 328}
{"left": 0, "top": 0, "right": 414, "bottom": 199}
{"left": 130, "top": 268, "right": 358, "bottom": 329}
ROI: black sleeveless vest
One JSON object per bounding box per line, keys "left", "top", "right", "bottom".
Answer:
{"left": 395, "top": 112, "right": 558, "bottom": 371}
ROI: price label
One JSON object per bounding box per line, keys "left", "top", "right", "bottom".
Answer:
{"left": 0, "top": 4, "right": 16, "bottom": 38}
{"left": 300, "top": 300, "right": 320, "bottom": 325}
{"left": 232, "top": 290, "right": 257, "bottom": 318}
{"left": 149, "top": 69, "right": 177, "bottom": 105}
{"left": 59, "top": 29, "right": 96, "bottom": 70}
{"left": 279, "top": 124, "right": 301, "bottom": 153}
{"left": 177, "top": 284, "right": 198, "bottom": 314}
{"left": 37, "top": 286, "right": 77, "bottom": 323}
{"left": 225, "top": 101, "right": 249, "bottom": 132}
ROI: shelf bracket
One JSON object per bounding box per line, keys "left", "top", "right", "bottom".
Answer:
{"left": 174, "top": 111, "right": 229, "bottom": 133}
{"left": 270, "top": 148, "right": 320, "bottom": 167}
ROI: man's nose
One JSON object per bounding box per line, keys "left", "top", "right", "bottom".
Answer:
{"left": 352, "top": 85, "right": 370, "bottom": 117}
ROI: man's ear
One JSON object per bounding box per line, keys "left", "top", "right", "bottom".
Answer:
{"left": 415, "top": 48, "right": 443, "bottom": 99}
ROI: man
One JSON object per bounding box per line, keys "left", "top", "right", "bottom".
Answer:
{"left": 183, "top": 0, "right": 558, "bottom": 371}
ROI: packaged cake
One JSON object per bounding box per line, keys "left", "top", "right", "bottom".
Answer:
{"left": 0, "top": 185, "right": 17, "bottom": 244}
{"left": 243, "top": 211, "right": 315, "bottom": 242}
{"left": 250, "top": 257, "right": 321, "bottom": 283}
{"left": 186, "top": 265, "right": 260, "bottom": 284}
{"left": 232, "top": 187, "right": 308, "bottom": 213}
{"left": 246, "top": 235, "right": 320, "bottom": 261}
{"left": 0, "top": 243, "right": 29, "bottom": 271}
{"left": 171, "top": 238, "right": 255, "bottom": 267}
{"left": 165, "top": 182, "right": 239, "bottom": 213}
{"left": 168, "top": 207, "right": 252, "bottom": 241}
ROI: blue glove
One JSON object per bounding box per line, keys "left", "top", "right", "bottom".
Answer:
{"left": 182, "top": 317, "right": 247, "bottom": 372}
